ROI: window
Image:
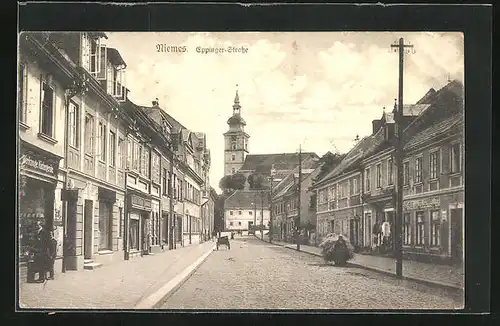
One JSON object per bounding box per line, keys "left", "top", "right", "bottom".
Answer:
{"left": 416, "top": 211, "right": 425, "bottom": 245}
{"left": 231, "top": 154, "right": 235, "bottom": 161}
{"left": 231, "top": 142, "right": 236, "bottom": 150}
{"left": 162, "top": 168, "right": 167, "bottom": 195}
{"left": 376, "top": 164, "right": 382, "bottom": 188}
{"left": 18, "top": 63, "right": 28, "bottom": 123}
{"left": 365, "top": 168, "right": 371, "bottom": 192}
{"left": 238, "top": 211, "right": 242, "bottom": 215}
{"left": 231, "top": 168, "right": 235, "bottom": 174}
{"left": 352, "top": 178, "right": 358, "bottom": 194}
{"left": 84, "top": 114, "right": 94, "bottom": 155}
{"left": 450, "top": 143, "right": 462, "bottom": 173}
{"left": 89, "top": 37, "right": 102, "bottom": 75}
{"left": 245, "top": 143, "right": 248, "bottom": 150}
{"left": 129, "top": 219, "right": 139, "bottom": 250}
{"left": 173, "top": 175, "right": 177, "bottom": 199}
{"left": 415, "top": 157, "right": 422, "bottom": 183}
{"left": 249, "top": 211, "right": 253, "bottom": 215}
{"left": 430, "top": 210, "right": 440, "bottom": 246}
{"left": 429, "top": 151, "right": 439, "bottom": 179}
{"left": 238, "top": 222, "right": 242, "bottom": 226}
{"left": 68, "top": 101, "right": 80, "bottom": 148}
{"left": 109, "top": 131, "right": 116, "bottom": 166}
{"left": 167, "top": 172, "right": 171, "bottom": 196}
{"left": 388, "top": 158, "right": 394, "bottom": 185}
{"left": 403, "top": 161, "right": 410, "bottom": 186}
{"left": 117, "top": 138, "right": 124, "bottom": 169}
{"left": 230, "top": 222, "right": 234, "bottom": 226}
{"left": 97, "top": 121, "right": 106, "bottom": 162}
{"left": 403, "top": 213, "right": 411, "bottom": 245}
{"left": 40, "top": 80, "right": 54, "bottom": 137}
{"left": 230, "top": 211, "right": 233, "bottom": 215}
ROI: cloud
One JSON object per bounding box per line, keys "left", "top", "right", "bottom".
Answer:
{"left": 105, "top": 32, "right": 464, "bottom": 193}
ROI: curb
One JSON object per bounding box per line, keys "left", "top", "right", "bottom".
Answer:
{"left": 254, "top": 235, "right": 463, "bottom": 293}
{"left": 134, "top": 244, "right": 216, "bottom": 309}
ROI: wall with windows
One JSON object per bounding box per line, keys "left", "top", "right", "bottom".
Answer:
{"left": 18, "top": 57, "right": 66, "bottom": 159}
{"left": 225, "top": 208, "right": 270, "bottom": 230}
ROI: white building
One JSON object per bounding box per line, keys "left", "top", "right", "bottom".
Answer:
{"left": 224, "top": 190, "right": 270, "bottom": 231}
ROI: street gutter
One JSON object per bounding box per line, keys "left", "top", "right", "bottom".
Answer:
{"left": 254, "top": 235, "right": 463, "bottom": 294}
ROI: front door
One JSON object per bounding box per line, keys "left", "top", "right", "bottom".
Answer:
{"left": 450, "top": 208, "right": 463, "bottom": 262}
{"left": 84, "top": 200, "right": 93, "bottom": 259}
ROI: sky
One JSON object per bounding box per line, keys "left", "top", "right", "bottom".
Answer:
{"left": 104, "top": 32, "right": 464, "bottom": 193}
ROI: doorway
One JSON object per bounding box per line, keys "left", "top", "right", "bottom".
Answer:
{"left": 84, "top": 200, "right": 93, "bottom": 259}
{"left": 450, "top": 208, "right": 463, "bottom": 262}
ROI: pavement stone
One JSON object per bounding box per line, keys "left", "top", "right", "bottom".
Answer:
{"left": 255, "top": 234, "right": 464, "bottom": 290}
{"left": 19, "top": 241, "right": 216, "bottom": 309}
{"left": 161, "top": 237, "right": 463, "bottom": 309}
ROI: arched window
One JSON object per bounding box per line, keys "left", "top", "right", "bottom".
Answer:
{"left": 231, "top": 154, "right": 235, "bottom": 161}
{"left": 231, "top": 142, "right": 236, "bottom": 150}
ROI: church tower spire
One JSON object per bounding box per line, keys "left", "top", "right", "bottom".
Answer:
{"left": 223, "top": 85, "right": 250, "bottom": 177}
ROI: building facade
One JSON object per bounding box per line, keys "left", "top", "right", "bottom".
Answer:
{"left": 312, "top": 80, "right": 464, "bottom": 263}
{"left": 224, "top": 190, "right": 270, "bottom": 232}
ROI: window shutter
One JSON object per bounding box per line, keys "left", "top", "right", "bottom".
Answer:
{"left": 81, "top": 33, "right": 90, "bottom": 70}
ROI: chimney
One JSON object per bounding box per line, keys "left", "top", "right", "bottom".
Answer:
{"left": 152, "top": 98, "right": 159, "bottom": 107}
{"left": 372, "top": 119, "right": 383, "bottom": 135}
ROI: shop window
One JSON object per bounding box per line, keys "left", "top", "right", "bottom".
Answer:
{"left": 450, "top": 143, "right": 462, "bottom": 174}
{"left": 18, "top": 62, "right": 28, "bottom": 123}
{"left": 403, "top": 213, "right": 411, "bottom": 245}
{"left": 429, "top": 151, "right": 439, "bottom": 179}
{"left": 40, "top": 79, "right": 54, "bottom": 137}
{"left": 415, "top": 157, "right": 422, "bottom": 183}
{"left": 416, "top": 211, "right": 425, "bottom": 245}
{"left": 430, "top": 210, "right": 441, "bottom": 246}
{"left": 403, "top": 161, "right": 410, "bottom": 186}
{"left": 129, "top": 219, "right": 139, "bottom": 250}
{"left": 68, "top": 101, "right": 80, "bottom": 148}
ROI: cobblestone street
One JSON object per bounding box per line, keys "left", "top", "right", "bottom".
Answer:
{"left": 161, "top": 237, "right": 463, "bottom": 310}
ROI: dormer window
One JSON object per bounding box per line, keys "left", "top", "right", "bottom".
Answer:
{"left": 81, "top": 33, "right": 103, "bottom": 77}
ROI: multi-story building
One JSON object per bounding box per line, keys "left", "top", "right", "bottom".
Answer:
{"left": 312, "top": 80, "right": 464, "bottom": 263}
{"left": 19, "top": 32, "right": 137, "bottom": 272}
{"left": 224, "top": 190, "right": 270, "bottom": 232}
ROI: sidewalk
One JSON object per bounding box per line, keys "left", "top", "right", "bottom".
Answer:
{"left": 19, "top": 241, "right": 216, "bottom": 309}
{"left": 255, "top": 234, "right": 464, "bottom": 291}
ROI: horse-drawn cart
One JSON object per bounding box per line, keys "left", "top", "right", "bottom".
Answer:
{"left": 216, "top": 235, "right": 230, "bottom": 250}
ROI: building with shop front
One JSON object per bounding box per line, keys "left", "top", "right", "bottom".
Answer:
{"left": 312, "top": 80, "right": 464, "bottom": 264}
{"left": 18, "top": 32, "right": 137, "bottom": 273}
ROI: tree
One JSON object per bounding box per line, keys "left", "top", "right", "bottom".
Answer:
{"left": 315, "top": 152, "right": 346, "bottom": 181}
{"left": 247, "top": 172, "right": 268, "bottom": 190}
{"left": 218, "top": 173, "right": 246, "bottom": 193}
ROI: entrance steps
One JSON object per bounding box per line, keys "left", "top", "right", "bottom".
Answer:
{"left": 83, "top": 259, "right": 103, "bottom": 270}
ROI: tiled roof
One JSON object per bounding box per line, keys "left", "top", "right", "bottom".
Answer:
{"left": 240, "top": 152, "right": 318, "bottom": 173}
{"left": 316, "top": 128, "right": 386, "bottom": 185}
{"left": 404, "top": 113, "right": 464, "bottom": 150}
{"left": 385, "top": 104, "right": 431, "bottom": 123}
{"left": 225, "top": 190, "right": 270, "bottom": 209}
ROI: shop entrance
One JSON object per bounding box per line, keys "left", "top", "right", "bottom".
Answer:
{"left": 84, "top": 200, "right": 93, "bottom": 259}
{"left": 450, "top": 208, "right": 463, "bottom": 262}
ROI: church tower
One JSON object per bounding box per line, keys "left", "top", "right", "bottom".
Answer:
{"left": 223, "top": 87, "right": 250, "bottom": 176}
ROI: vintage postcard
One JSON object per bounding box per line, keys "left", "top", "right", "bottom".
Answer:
{"left": 17, "top": 31, "right": 464, "bottom": 310}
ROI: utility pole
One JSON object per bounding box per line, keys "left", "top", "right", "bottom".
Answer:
{"left": 260, "top": 190, "right": 264, "bottom": 240}
{"left": 391, "top": 37, "right": 414, "bottom": 279}
{"left": 296, "top": 144, "right": 302, "bottom": 251}
{"left": 269, "top": 174, "right": 273, "bottom": 243}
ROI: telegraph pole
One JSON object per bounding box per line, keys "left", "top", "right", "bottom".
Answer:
{"left": 260, "top": 191, "right": 264, "bottom": 240}
{"left": 391, "top": 37, "right": 414, "bottom": 279}
{"left": 269, "top": 174, "right": 274, "bottom": 243}
{"left": 296, "top": 144, "right": 302, "bottom": 251}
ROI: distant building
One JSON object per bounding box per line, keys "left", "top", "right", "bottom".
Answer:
{"left": 224, "top": 190, "right": 270, "bottom": 232}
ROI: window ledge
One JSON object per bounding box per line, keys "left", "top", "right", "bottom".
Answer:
{"left": 429, "top": 178, "right": 439, "bottom": 182}
{"left": 414, "top": 182, "right": 423, "bottom": 186}
{"left": 19, "top": 121, "right": 30, "bottom": 131}
{"left": 37, "top": 132, "right": 58, "bottom": 145}
{"left": 69, "top": 144, "right": 79, "bottom": 151}
{"left": 449, "top": 172, "right": 462, "bottom": 177}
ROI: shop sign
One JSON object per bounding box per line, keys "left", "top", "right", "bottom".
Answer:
{"left": 21, "top": 151, "right": 59, "bottom": 176}
{"left": 130, "top": 194, "right": 152, "bottom": 211}
{"left": 403, "top": 197, "right": 440, "bottom": 210}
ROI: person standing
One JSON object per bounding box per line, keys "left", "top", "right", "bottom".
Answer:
{"left": 33, "top": 221, "right": 50, "bottom": 283}
{"left": 46, "top": 230, "right": 57, "bottom": 280}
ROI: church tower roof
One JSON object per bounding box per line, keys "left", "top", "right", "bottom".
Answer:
{"left": 227, "top": 85, "right": 246, "bottom": 126}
